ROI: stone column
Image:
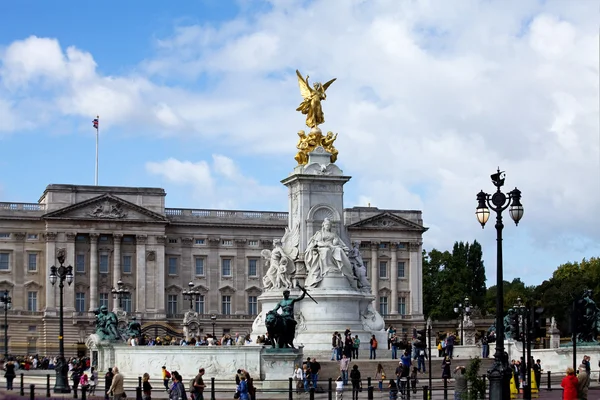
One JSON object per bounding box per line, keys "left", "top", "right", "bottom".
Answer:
{"left": 135, "top": 235, "right": 147, "bottom": 314}
{"left": 44, "top": 232, "right": 57, "bottom": 312}
{"left": 409, "top": 242, "right": 424, "bottom": 317}
{"left": 390, "top": 242, "right": 398, "bottom": 314}
{"left": 113, "top": 234, "right": 123, "bottom": 288}
{"left": 370, "top": 242, "right": 379, "bottom": 305}
{"left": 64, "top": 233, "right": 76, "bottom": 311}
{"left": 155, "top": 235, "right": 166, "bottom": 314}
{"left": 13, "top": 233, "right": 26, "bottom": 311}
{"left": 89, "top": 233, "right": 99, "bottom": 311}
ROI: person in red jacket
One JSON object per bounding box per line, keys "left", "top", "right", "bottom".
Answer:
{"left": 561, "top": 367, "right": 579, "bottom": 400}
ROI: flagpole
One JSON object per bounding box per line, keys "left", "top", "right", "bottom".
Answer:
{"left": 95, "top": 115, "right": 99, "bottom": 186}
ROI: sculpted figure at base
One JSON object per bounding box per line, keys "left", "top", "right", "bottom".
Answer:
{"left": 575, "top": 289, "right": 600, "bottom": 342}
{"left": 127, "top": 317, "right": 142, "bottom": 339}
{"left": 261, "top": 224, "right": 300, "bottom": 290}
{"left": 348, "top": 241, "right": 371, "bottom": 292}
{"left": 267, "top": 289, "right": 306, "bottom": 348}
{"left": 94, "top": 305, "right": 121, "bottom": 341}
{"left": 294, "top": 129, "right": 338, "bottom": 165}
{"left": 305, "top": 218, "right": 357, "bottom": 289}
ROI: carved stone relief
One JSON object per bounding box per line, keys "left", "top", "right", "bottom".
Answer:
{"left": 13, "top": 232, "right": 26, "bottom": 241}
{"left": 56, "top": 248, "right": 66, "bottom": 259}
{"left": 66, "top": 233, "right": 77, "bottom": 242}
{"left": 146, "top": 251, "right": 156, "bottom": 261}
{"left": 136, "top": 235, "right": 147, "bottom": 245}
{"left": 88, "top": 200, "right": 128, "bottom": 219}
{"left": 44, "top": 232, "right": 57, "bottom": 242}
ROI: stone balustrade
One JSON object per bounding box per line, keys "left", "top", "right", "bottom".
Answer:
{"left": 165, "top": 208, "right": 288, "bottom": 221}
{"left": 0, "top": 202, "right": 46, "bottom": 212}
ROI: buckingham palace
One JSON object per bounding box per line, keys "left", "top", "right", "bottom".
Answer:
{"left": 0, "top": 183, "right": 427, "bottom": 356}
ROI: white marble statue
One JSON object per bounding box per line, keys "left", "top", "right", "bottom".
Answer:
{"left": 304, "top": 218, "right": 357, "bottom": 288}
{"left": 261, "top": 223, "right": 300, "bottom": 290}
{"left": 348, "top": 241, "right": 371, "bottom": 292}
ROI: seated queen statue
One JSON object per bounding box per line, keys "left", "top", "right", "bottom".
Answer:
{"left": 304, "top": 218, "right": 357, "bottom": 288}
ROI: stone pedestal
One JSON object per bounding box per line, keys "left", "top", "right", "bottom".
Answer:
{"left": 261, "top": 348, "right": 304, "bottom": 389}
{"left": 461, "top": 316, "right": 477, "bottom": 346}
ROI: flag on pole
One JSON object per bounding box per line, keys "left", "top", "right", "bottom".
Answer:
{"left": 93, "top": 117, "right": 99, "bottom": 129}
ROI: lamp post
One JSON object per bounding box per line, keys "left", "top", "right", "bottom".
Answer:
{"left": 453, "top": 297, "right": 471, "bottom": 345}
{"left": 476, "top": 168, "right": 524, "bottom": 400}
{"left": 427, "top": 317, "right": 432, "bottom": 398}
{"left": 183, "top": 281, "right": 204, "bottom": 310}
{"left": 514, "top": 297, "right": 531, "bottom": 400}
{"left": 211, "top": 314, "right": 217, "bottom": 338}
{"left": 111, "top": 279, "right": 131, "bottom": 310}
{"left": 49, "top": 253, "right": 73, "bottom": 393}
{"left": 0, "top": 290, "right": 11, "bottom": 360}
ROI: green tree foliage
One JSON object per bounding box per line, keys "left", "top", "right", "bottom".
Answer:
{"left": 465, "top": 357, "right": 486, "bottom": 400}
{"left": 423, "top": 241, "right": 487, "bottom": 320}
{"left": 484, "top": 278, "right": 536, "bottom": 316}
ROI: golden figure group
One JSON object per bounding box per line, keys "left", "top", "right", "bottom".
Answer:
{"left": 294, "top": 129, "right": 339, "bottom": 165}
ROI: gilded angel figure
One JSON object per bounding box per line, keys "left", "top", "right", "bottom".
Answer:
{"left": 296, "top": 69, "right": 336, "bottom": 128}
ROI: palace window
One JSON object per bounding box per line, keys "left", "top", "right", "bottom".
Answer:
{"left": 397, "top": 262, "right": 405, "bottom": 278}
{"left": 76, "top": 235, "right": 86, "bottom": 242}
{"left": 397, "top": 243, "right": 406, "bottom": 249}
{"left": 27, "top": 234, "right": 38, "bottom": 240}
{"left": 222, "top": 240, "right": 233, "bottom": 246}
{"left": 76, "top": 293, "right": 85, "bottom": 312}
{"left": 364, "top": 261, "right": 369, "bottom": 278}
{"left": 27, "top": 253, "right": 37, "bottom": 271}
{"left": 248, "top": 240, "right": 259, "bottom": 247}
{"left": 379, "top": 296, "right": 388, "bottom": 316}
{"left": 167, "top": 295, "right": 178, "bottom": 315}
{"left": 123, "top": 255, "right": 132, "bottom": 274}
{"left": 221, "top": 259, "right": 232, "bottom": 276}
{"left": 168, "top": 238, "right": 178, "bottom": 244}
{"left": 195, "top": 258, "right": 205, "bottom": 276}
{"left": 27, "top": 292, "right": 37, "bottom": 311}
{"left": 398, "top": 297, "right": 407, "bottom": 315}
{"left": 122, "top": 296, "right": 132, "bottom": 313}
{"left": 76, "top": 254, "right": 85, "bottom": 273}
{"left": 195, "top": 295, "right": 205, "bottom": 314}
{"left": 379, "top": 243, "right": 388, "bottom": 249}
{"left": 99, "top": 293, "right": 109, "bottom": 309}
{"left": 168, "top": 257, "right": 178, "bottom": 275}
{"left": 222, "top": 295, "right": 231, "bottom": 315}
{"left": 0, "top": 253, "right": 9, "bottom": 270}
{"left": 0, "top": 233, "right": 10, "bottom": 239}
{"left": 123, "top": 236, "right": 134, "bottom": 243}
{"left": 195, "top": 239, "right": 205, "bottom": 245}
{"left": 248, "top": 296, "right": 258, "bottom": 315}
{"left": 99, "top": 254, "right": 109, "bottom": 273}
{"left": 379, "top": 261, "right": 387, "bottom": 278}
{"left": 248, "top": 259, "right": 258, "bottom": 276}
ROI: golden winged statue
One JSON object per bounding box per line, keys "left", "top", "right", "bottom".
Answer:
{"left": 296, "top": 69, "right": 336, "bottom": 128}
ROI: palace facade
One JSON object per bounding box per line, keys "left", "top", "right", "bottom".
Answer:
{"left": 0, "top": 184, "right": 426, "bottom": 356}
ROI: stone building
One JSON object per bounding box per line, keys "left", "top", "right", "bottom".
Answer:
{"left": 0, "top": 183, "right": 426, "bottom": 356}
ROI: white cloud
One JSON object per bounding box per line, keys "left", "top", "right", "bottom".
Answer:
{"left": 0, "top": 0, "right": 598, "bottom": 284}
{"left": 146, "top": 156, "right": 285, "bottom": 209}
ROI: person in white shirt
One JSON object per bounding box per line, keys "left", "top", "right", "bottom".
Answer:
{"left": 335, "top": 376, "right": 344, "bottom": 400}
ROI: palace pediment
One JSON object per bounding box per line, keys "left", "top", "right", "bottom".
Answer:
{"left": 347, "top": 212, "right": 428, "bottom": 232}
{"left": 43, "top": 194, "right": 168, "bottom": 223}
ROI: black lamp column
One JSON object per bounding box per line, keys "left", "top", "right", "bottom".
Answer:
{"left": 111, "top": 279, "right": 130, "bottom": 310}
{"left": 476, "top": 168, "right": 524, "bottom": 400}
{"left": 211, "top": 314, "right": 217, "bottom": 338}
{"left": 0, "top": 291, "right": 11, "bottom": 360}
{"left": 49, "top": 253, "right": 73, "bottom": 394}
{"left": 183, "top": 281, "right": 203, "bottom": 310}
{"left": 453, "top": 297, "right": 471, "bottom": 345}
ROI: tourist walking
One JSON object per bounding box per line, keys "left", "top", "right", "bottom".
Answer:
{"left": 352, "top": 335, "right": 360, "bottom": 359}
{"left": 453, "top": 366, "right": 467, "bottom": 400}
{"left": 388, "top": 379, "right": 398, "bottom": 400}
{"left": 192, "top": 367, "right": 206, "bottom": 400}
{"left": 107, "top": 366, "right": 125, "bottom": 400}
{"left": 104, "top": 367, "right": 114, "bottom": 400}
{"left": 237, "top": 372, "right": 250, "bottom": 400}
{"left": 375, "top": 363, "right": 385, "bottom": 391}
{"left": 441, "top": 356, "right": 451, "bottom": 379}
{"left": 4, "top": 359, "right": 15, "bottom": 390}
{"left": 577, "top": 363, "right": 590, "bottom": 400}
{"left": 340, "top": 354, "right": 350, "bottom": 385}
{"left": 561, "top": 367, "right": 579, "bottom": 400}
{"left": 416, "top": 347, "right": 427, "bottom": 373}
{"left": 162, "top": 366, "right": 172, "bottom": 391}
{"left": 293, "top": 364, "right": 304, "bottom": 394}
{"left": 142, "top": 373, "right": 153, "bottom": 400}
{"left": 369, "top": 335, "right": 377, "bottom": 359}
{"left": 350, "top": 365, "right": 361, "bottom": 400}
{"left": 168, "top": 371, "right": 187, "bottom": 400}
{"left": 335, "top": 376, "right": 344, "bottom": 400}
{"left": 481, "top": 334, "right": 489, "bottom": 358}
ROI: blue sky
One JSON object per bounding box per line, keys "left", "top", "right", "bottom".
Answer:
{"left": 0, "top": 0, "right": 598, "bottom": 287}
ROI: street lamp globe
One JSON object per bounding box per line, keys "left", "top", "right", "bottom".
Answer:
{"left": 66, "top": 267, "right": 73, "bottom": 285}
{"left": 509, "top": 188, "right": 524, "bottom": 225}
{"left": 476, "top": 191, "right": 490, "bottom": 227}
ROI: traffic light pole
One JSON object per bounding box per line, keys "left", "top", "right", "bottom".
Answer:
{"left": 572, "top": 299, "right": 577, "bottom": 372}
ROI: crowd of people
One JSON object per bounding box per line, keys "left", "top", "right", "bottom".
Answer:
{"left": 128, "top": 333, "right": 252, "bottom": 347}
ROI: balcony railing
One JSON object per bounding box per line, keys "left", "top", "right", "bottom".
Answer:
{"left": 165, "top": 208, "right": 288, "bottom": 220}
{"left": 0, "top": 203, "right": 46, "bottom": 211}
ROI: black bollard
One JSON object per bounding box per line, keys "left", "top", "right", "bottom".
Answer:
{"left": 328, "top": 378, "right": 332, "bottom": 400}
{"left": 81, "top": 384, "right": 87, "bottom": 400}
{"left": 20, "top": 373, "right": 24, "bottom": 396}
{"left": 547, "top": 370, "right": 552, "bottom": 391}
{"left": 482, "top": 374, "right": 487, "bottom": 398}
{"left": 367, "top": 376, "right": 371, "bottom": 388}
{"left": 136, "top": 386, "right": 142, "bottom": 400}
{"left": 309, "top": 386, "right": 315, "bottom": 400}
{"left": 29, "top": 384, "right": 35, "bottom": 400}
{"left": 407, "top": 381, "right": 411, "bottom": 399}
{"left": 210, "top": 377, "right": 216, "bottom": 400}
{"left": 289, "top": 377, "right": 293, "bottom": 400}
{"left": 422, "top": 386, "right": 428, "bottom": 400}
{"left": 47, "top": 374, "right": 51, "bottom": 398}
{"left": 443, "top": 377, "right": 448, "bottom": 400}
{"left": 139, "top": 376, "right": 142, "bottom": 388}
{"left": 367, "top": 384, "right": 374, "bottom": 400}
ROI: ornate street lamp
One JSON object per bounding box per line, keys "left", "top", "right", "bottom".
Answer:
{"left": 454, "top": 297, "right": 471, "bottom": 346}
{"left": 210, "top": 314, "right": 217, "bottom": 338}
{"left": 183, "top": 281, "right": 203, "bottom": 311}
{"left": 0, "top": 290, "right": 11, "bottom": 360}
{"left": 49, "top": 252, "right": 73, "bottom": 393}
{"left": 476, "top": 168, "right": 523, "bottom": 400}
{"left": 111, "top": 279, "right": 131, "bottom": 310}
